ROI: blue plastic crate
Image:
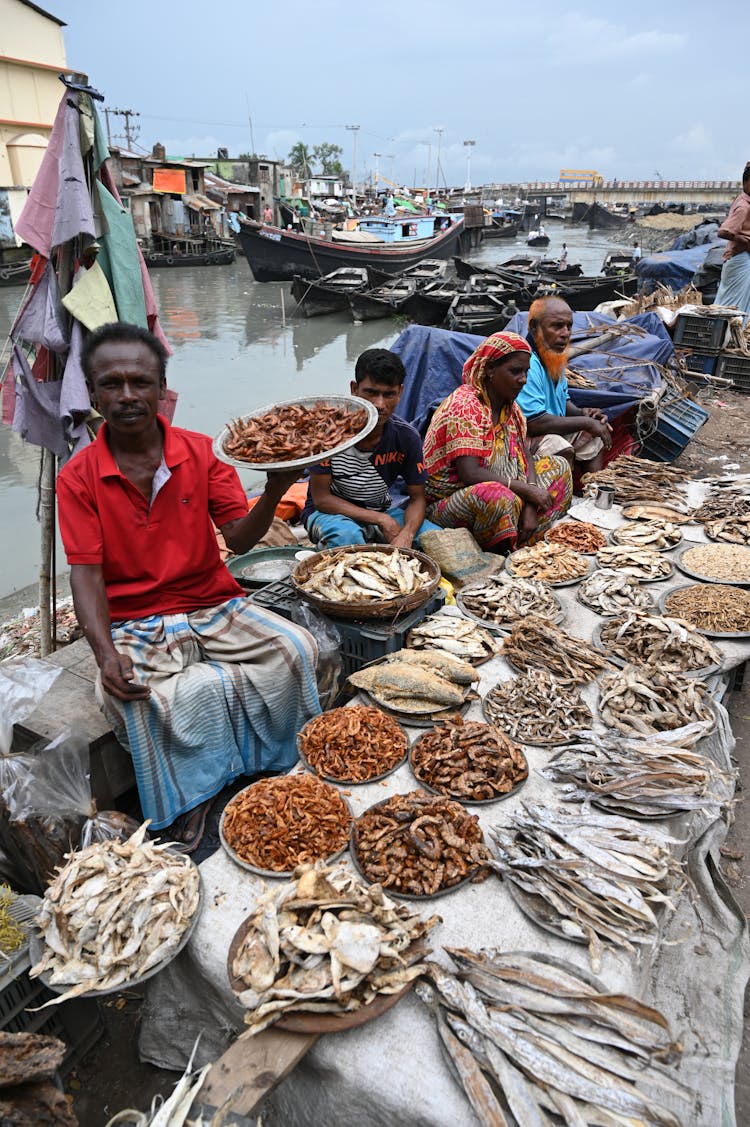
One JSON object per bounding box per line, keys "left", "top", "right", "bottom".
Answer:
{"left": 639, "top": 395, "right": 709, "bottom": 463}
{"left": 673, "top": 313, "right": 729, "bottom": 352}
{"left": 681, "top": 349, "right": 718, "bottom": 377}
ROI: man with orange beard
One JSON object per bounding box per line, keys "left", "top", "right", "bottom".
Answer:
{"left": 517, "top": 296, "right": 612, "bottom": 473}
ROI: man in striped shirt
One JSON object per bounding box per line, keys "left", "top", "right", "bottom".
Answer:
{"left": 302, "top": 348, "right": 439, "bottom": 549}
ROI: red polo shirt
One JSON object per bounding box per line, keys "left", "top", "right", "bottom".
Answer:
{"left": 57, "top": 416, "right": 247, "bottom": 622}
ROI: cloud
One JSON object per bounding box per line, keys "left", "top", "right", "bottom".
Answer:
{"left": 263, "top": 130, "right": 301, "bottom": 160}
{"left": 546, "top": 14, "right": 685, "bottom": 65}
{"left": 671, "top": 124, "right": 710, "bottom": 154}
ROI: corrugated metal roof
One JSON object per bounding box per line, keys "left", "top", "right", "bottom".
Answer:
{"left": 184, "top": 193, "right": 221, "bottom": 212}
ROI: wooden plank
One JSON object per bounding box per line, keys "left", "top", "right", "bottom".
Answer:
{"left": 197, "top": 1027, "right": 317, "bottom": 1116}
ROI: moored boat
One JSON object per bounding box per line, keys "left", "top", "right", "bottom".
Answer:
{"left": 446, "top": 292, "right": 509, "bottom": 334}
{"left": 290, "top": 267, "right": 388, "bottom": 318}
{"left": 349, "top": 277, "right": 417, "bottom": 321}
{"left": 0, "top": 258, "right": 32, "bottom": 286}
{"left": 143, "top": 233, "right": 235, "bottom": 268}
{"left": 526, "top": 231, "right": 550, "bottom": 247}
{"left": 400, "top": 279, "right": 465, "bottom": 325}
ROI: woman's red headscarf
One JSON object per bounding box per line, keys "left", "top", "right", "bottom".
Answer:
{"left": 462, "top": 331, "right": 531, "bottom": 404}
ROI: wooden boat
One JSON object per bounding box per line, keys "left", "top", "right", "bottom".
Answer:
{"left": 526, "top": 232, "right": 550, "bottom": 248}
{"left": 400, "top": 279, "right": 465, "bottom": 325}
{"left": 482, "top": 219, "right": 520, "bottom": 240}
{"left": 400, "top": 259, "right": 448, "bottom": 284}
{"left": 446, "top": 293, "right": 509, "bottom": 334}
{"left": 584, "top": 202, "right": 630, "bottom": 231}
{"left": 602, "top": 251, "right": 636, "bottom": 275}
{"left": 0, "top": 258, "right": 32, "bottom": 287}
{"left": 534, "top": 273, "right": 639, "bottom": 310}
{"left": 143, "top": 233, "right": 235, "bottom": 268}
{"left": 290, "top": 266, "right": 389, "bottom": 318}
{"left": 237, "top": 213, "right": 466, "bottom": 283}
{"left": 349, "top": 277, "right": 417, "bottom": 321}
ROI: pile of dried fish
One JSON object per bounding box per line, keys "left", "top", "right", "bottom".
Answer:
{"left": 406, "top": 613, "right": 500, "bottom": 662}
{"left": 693, "top": 490, "right": 750, "bottom": 523}
{"left": 703, "top": 512, "right": 750, "bottom": 544}
{"left": 599, "top": 610, "right": 722, "bottom": 674}
{"left": 507, "top": 542, "right": 589, "bottom": 583}
{"left": 623, "top": 502, "right": 693, "bottom": 523}
{"left": 222, "top": 774, "right": 352, "bottom": 872}
{"left": 681, "top": 543, "right": 750, "bottom": 583}
{"left": 458, "top": 572, "right": 559, "bottom": 629}
{"left": 352, "top": 791, "right": 491, "bottom": 896}
{"left": 231, "top": 861, "right": 439, "bottom": 1034}
{"left": 597, "top": 544, "right": 673, "bottom": 580}
{"left": 298, "top": 705, "right": 407, "bottom": 782}
{"left": 295, "top": 547, "right": 432, "bottom": 604}
{"left": 664, "top": 583, "right": 750, "bottom": 634}
{"left": 578, "top": 568, "right": 653, "bottom": 615}
{"left": 421, "top": 951, "right": 691, "bottom": 1127}
{"left": 503, "top": 616, "right": 611, "bottom": 686}
{"left": 29, "top": 823, "right": 200, "bottom": 1004}
{"left": 599, "top": 664, "right": 714, "bottom": 736}
{"left": 545, "top": 520, "right": 606, "bottom": 553}
{"left": 611, "top": 519, "right": 682, "bottom": 550}
{"left": 483, "top": 670, "right": 593, "bottom": 744}
{"left": 582, "top": 455, "right": 690, "bottom": 506}
{"left": 411, "top": 717, "right": 527, "bottom": 801}
{"left": 348, "top": 650, "right": 478, "bottom": 716}
{"left": 489, "top": 803, "right": 684, "bottom": 969}
{"left": 223, "top": 401, "right": 367, "bottom": 463}
{"left": 542, "top": 731, "right": 731, "bottom": 817}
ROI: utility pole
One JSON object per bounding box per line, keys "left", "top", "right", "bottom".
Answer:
{"left": 104, "top": 107, "right": 112, "bottom": 146}
{"left": 345, "top": 124, "right": 359, "bottom": 204}
{"left": 425, "top": 144, "right": 432, "bottom": 200}
{"left": 386, "top": 154, "right": 395, "bottom": 185}
{"left": 373, "top": 152, "right": 381, "bottom": 192}
{"left": 463, "top": 140, "right": 475, "bottom": 193}
{"left": 434, "top": 127, "right": 443, "bottom": 198}
{"left": 108, "top": 108, "right": 140, "bottom": 149}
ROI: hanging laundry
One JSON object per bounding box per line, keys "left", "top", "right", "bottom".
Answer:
{"left": 61, "top": 262, "right": 118, "bottom": 331}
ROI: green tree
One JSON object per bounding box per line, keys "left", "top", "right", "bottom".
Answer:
{"left": 288, "top": 142, "right": 313, "bottom": 177}
{"left": 313, "top": 142, "right": 344, "bottom": 176}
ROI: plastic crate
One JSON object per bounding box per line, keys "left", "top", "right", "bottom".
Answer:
{"left": 681, "top": 349, "right": 718, "bottom": 377}
{"left": 716, "top": 352, "right": 750, "bottom": 394}
{"left": 639, "top": 395, "right": 709, "bottom": 463}
{"left": 673, "top": 313, "right": 729, "bottom": 352}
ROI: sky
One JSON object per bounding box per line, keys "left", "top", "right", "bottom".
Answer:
{"left": 52, "top": 0, "right": 747, "bottom": 190}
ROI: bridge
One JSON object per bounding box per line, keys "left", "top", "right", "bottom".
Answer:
{"left": 484, "top": 181, "right": 737, "bottom": 209}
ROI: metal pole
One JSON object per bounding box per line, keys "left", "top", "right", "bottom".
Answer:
{"left": 463, "top": 140, "right": 475, "bottom": 193}
{"left": 373, "top": 153, "right": 381, "bottom": 192}
{"left": 345, "top": 125, "right": 359, "bottom": 205}
{"left": 434, "top": 127, "right": 443, "bottom": 197}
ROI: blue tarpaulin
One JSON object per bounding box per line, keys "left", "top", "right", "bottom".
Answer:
{"left": 392, "top": 315, "right": 669, "bottom": 436}
{"left": 635, "top": 244, "right": 721, "bottom": 294}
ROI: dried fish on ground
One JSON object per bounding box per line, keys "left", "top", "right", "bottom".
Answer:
{"left": 407, "top": 613, "right": 501, "bottom": 662}
{"left": 489, "top": 803, "right": 685, "bottom": 969}
{"left": 623, "top": 502, "right": 694, "bottom": 524}
{"left": 582, "top": 455, "right": 690, "bottom": 507}
{"left": 578, "top": 567, "right": 654, "bottom": 616}
{"left": 483, "top": 670, "right": 593, "bottom": 744}
{"left": 681, "top": 543, "right": 750, "bottom": 583}
{"left": 29, "top": 823, "right": 200, "bottom": 1005}
{"left": 599, "top": 610, "right": 722, "bottom": 674}
{"left": 223, "top": 402, "right": 367, "bottom": 463}
{"left": 542, "top": 731, "right": 732, "bottom": 818}
{"left": 458, "top": 572, "right": 559, "bottom": 629}
{"left": 232, "top": 861, "right": 440, "bottom": 1034}
{"left": 507, "top": 542, "right": 589, "bottom": 583}
{"left": 348, "top": 649, "right": 478, "bottom": 715}
{"left": 597, "top": 544, "right": 673, "bottom": 581}
{"left": 703, "top": 513, "right": 750, "bottom": 544}
{"left": 420, "top": 950, "right": 692, "bottom": 1127}
{"left": 222, "top": 774, "right": 352, "bottom": 872}
{"left": 545, "top": 520, "right": 606, "bottom": 553}
{"left": 503, "top": 615, "right": 611, "bottom": 686}
{"left": 295, "top": 547, "right": 432, "bottom": 604}
{"left": 411, "top": 717, "right": 528, "bottom": 801}
{"left": 611, "top": 519, "right": 682, "bottom": 550}
{"left": 599, "top": 664, "right": 714, "bottom": 737}
{"left": 352, "top": 791, "right": 491, "bottom": 896}
{"left": 298, "top": 706, "right": 407, "bottom": 782}
{"left": 664, "top": 583, "right": 750, "bottom": 634}
{"left": 693, "top": 490, "right": 750, "bottom": 523}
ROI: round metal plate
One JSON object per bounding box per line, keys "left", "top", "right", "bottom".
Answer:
{"left": 658, "top": 584, "right": 750, "bottom": 639}
{"left": 621, "top": 503, "right": 694, "bottom": 524}
{"left": 455, "top": 588, "right": 565, "bottom": 634}
{"left": 576, "top": 580, "right": 655, "bottom": 617}
{"left": 505, "top": 880, "right": 589, "bottom": 946}
{"left": 609, "top": 525, "right": 682, "bottom": 553}
{"left": 595, "top": 549, "right": 674, "bottom": 583}
{"left": 543, "top": 523, "right": 607, "bottom": 555}
{"left": 481, "top": 690, "right": 593, "bottom": 746}
{"left": 675, "top": 543, "right": 750, "bottom": 587}
{"left": 591, "top": 620, "right": 722, "bottom": 680}
{"left": 296, "top": 712, "right": 409, "bottom": 786}
{"left": 354, "top": 688, "right": 472, "bottom": 728}
{"left": 505, "top": 552, "right": 595, "bottom": 587}
{"left": 408, "top": 732, "right": 528, "bottom": 805}
{"left": 212, "top": 395, "right": 378, "bottom": 471}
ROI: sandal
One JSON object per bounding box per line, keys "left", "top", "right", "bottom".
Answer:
{"left": 166, "top": 797, "right": 215, "bottom": 854}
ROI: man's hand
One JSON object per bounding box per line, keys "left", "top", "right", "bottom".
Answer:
{"left": 374, "top": 512, "right": 405, "bottom": 544}
{"left": 580, "top": 416, "right": 613, "bottom": 449}
{"left": 518, "top": 482, "right": 554, "bottom": 510}
{"left": 264, "top": 468, "right": 301, "bottom": 498}
{"left": 390, "top": 526, "right": 415, "bottom": 549}
{"left": 100, "top": 651, "right": 151, "bottom": 702}
{"left": 581, "top": 406, "right": 609, "bottom": 424}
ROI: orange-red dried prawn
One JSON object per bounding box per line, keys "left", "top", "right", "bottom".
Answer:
{"left": 224, "top": 403, "right": 367, "bottom": 463}
{"left": 299, "top": 706, "right": 407, "bottom": 782}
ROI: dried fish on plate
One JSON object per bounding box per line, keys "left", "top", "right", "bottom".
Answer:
{"left": 488, "top": 803, "right": 685, "bottom": 969}
{"left": 611, "top": 519, "right": 682, "bottom": 550}
{"left": 223, "top": 402, "right": 367, "bottom": 463}
{"left": 298, "top": 705, "right": 408, "bottom": 783}
{"left": 582, "top": 455, "right": 690, "bottom": 507}
{"left": 545, "top": 520, "right": 606, "bottom": 553}
{"left": 411, "top": 717, "right": 528, "bottom": 801}
{"left": 457, "top": 571, "right": 561, "bottom": 631}
{"left": 703, "top": 513, "right": 750, "bottom": 545}
{"left": 598, "top": 664, "right": 715, "bottom": 737}
{"left": 483, "top": 669, "right": 593, "bottom": 745}
{"left": 352, "top": 791, "right": 491, "bottom": 896}
{"left": 578, "top": 567, "right": 654, "bottom": 616}
{"left": 420, "top": 950, "right": 692, "bottom": 1127}
{"left": 596, "top": 544, "right": 673, "bottom": 581}
{"left": 506, "top": 542, "right": 589, "bottom": 584}
{"left": 598, "top": 610, "right": 722, "bottom": 674}
{"left": 622, "top": 502, "right": 694, "bottom": 524}
{"left": 542, "top": 731, "right": 732, "bottom": 818}
{"left": 29, "top": 823, "right": 200, "bottom": 1005}
{"left": 295, "top": 547, "right": 433, "bottom": 604}
{"left": 406, "top": 613, "right": 500, "bottom": 662}
{"left": 503, "top": 615, "right": 611, "bottom": 686}
{"left": 693, "top": 490, "right": 750, "bottom": 523}
{"left": 348, "top": 649, "right": 477, "bottom": 715}
{"left": 231, "top": 861, "right": 440, "bottom": 1034}
{"left": 680, "top": 543, "right": 750, "bottom": 584}
{"left": 663, "top": 583, "right": 750, "bottom": 635}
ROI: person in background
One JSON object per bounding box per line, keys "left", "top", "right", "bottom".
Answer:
{"left": 538, "top": 222, "right": 546, "bottom": 238}
{"left": 517, "top": 296, "right": 612, "bottom": 474}
{"left": 384, "top": 194, "right": 396, "bottom": 216}
{"left": 263, "top": 203, "right": 274, "bottom": 225}
{"left": 559, "top": 242, "right": 568, "bottom": 266}
{"left": 423, "top": 332, "right": 572, "bottom": 552}
{"left": 302, "top": 349, "right": 438, "bottom": 550}
{"left": 56, "top": 323, "right": 320, "bottom": 851}
{"left": 632, "top": 240, "right": 642, "bottom": 261}
{"left": 715, "top": 161, "right": 750, "bottom": 320}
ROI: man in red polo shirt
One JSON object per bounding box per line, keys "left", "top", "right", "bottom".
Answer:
{"left": 56, "top": 322, "right": 320, "bottom": 849}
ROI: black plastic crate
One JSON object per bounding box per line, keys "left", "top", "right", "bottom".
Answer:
{"left": 673, "top": 313, "right": 729, "bottom": 352}
{"left": 716, "top": 352, "right": 750, "bottom": 394}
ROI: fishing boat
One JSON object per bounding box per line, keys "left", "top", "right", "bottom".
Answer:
{"left": 526, "top": 231, "right": 550, "bottom": 248}
{"left": 290, "top": 266, "right": 389, "bottom": 318}
{"left": 143, "top": 232, "right": 235, "bottom": 268}
{"left": 535, "top": 273, "right": 639, "bottom": 310}
{"left": 446, "top": 293, "right": 509, "bottom": 334}
{"left": 237, "top": 212, "right": 466, "bottom": 283}
{"left": 400, "top": 279, "right": 465, "bottom": 326}
{"left": 349, "top": 277, "right": 417, "bottom": 321}
{"left": 602, "top": 251, "right": 636, "bottom": 275}
{"left": 400, "top": 259, "right": 448, "bottom": 284}
{"left": 482, "top": 217, "right": 521, "bottom": 240}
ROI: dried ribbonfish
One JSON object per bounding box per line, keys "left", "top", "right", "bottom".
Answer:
{"left": 596, "top": 544, "right": 672, "bottom": 581}
{"left": 507, "top": 542, "right": 589, "bottom": 583}
{"left": 598, "top": 664, "right": 715, "bottom": 738}
{"left": 483, "top": 670, "right": 593, "bottom": 745}
{"left": 611, "top": 519, "right": 682, "bottom": 550}
{"left": 577, "top": 568, "right": 654, "bottom": 616}
{"left": 582, "top": 455, "right": 691, "bottom": 507}
{"left": 503, "top": 616, "right": 611, "bottom": 686}
{"left": 663, "top": 583, "right": 750, "bottom": 634}
{"left": 296, "top": 547, "right": 433, "bottom": 604}
{"left": 407, "top": 613, "right": 501, "bottom": 662}
{"left": 599, "top": 610, "right": 722, "bottom": 674}
{"left": 488, "top": 803, "right": 685, "bottom": 969}
{"left": 232, "top": 861, "right": 440, "bottom": 1033}
{"left": 458, "top": 572, "right": 560, "bottom": 629}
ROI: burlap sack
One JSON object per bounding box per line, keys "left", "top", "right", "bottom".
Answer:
{"left": 418, "top": 528, "right": 502, "bottom": 587}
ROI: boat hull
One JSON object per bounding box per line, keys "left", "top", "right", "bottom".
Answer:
{"left": 144, "top": 249, "right": 235, "bottom": 268}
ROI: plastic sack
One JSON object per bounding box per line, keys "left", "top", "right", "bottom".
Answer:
{"left": 80, "top": 810, "right": 141, "bottom": 849}
{"left": 0, "top": 656, "right": 62, "bottom": 755}
{"left": 290, "top": 602, "right": 342, "bottom": 712}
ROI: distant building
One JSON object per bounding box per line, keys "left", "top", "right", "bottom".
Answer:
{"left": 108, "top": 145, "right": 224, "bottom": 243}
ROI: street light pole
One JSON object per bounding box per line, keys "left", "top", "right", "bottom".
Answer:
{"left": 434, "top": 126, "right": 443, "bottom": 198}
{"left": 345, "top": 124, "right": 360, "bottom": 205}
{"left": 373, "top": 152, "right": 381, "bottom": 192}
{"left": 463, "top": 140, "right": 475, "bottom": 193}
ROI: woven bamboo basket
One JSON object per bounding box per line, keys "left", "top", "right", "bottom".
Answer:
{"left": 291, "top": 544, "right": 441, "bottom": 620}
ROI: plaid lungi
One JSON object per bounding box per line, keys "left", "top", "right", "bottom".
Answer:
{"left": 97, "top": 597, "right": 320, "bottom": 829}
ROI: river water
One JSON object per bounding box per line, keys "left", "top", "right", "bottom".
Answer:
{"left": 0, "top": 224, "right": 632, "bottom": 598}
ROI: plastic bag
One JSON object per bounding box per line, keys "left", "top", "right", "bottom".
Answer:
{"left": 290, "top": 602, "right": 342, "bottom": 712}
{"left": 0, "top": 656, "right": 62, "bottom": 754}
{"left": 80, "top": 810, "right": 141, "bottom": 848}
